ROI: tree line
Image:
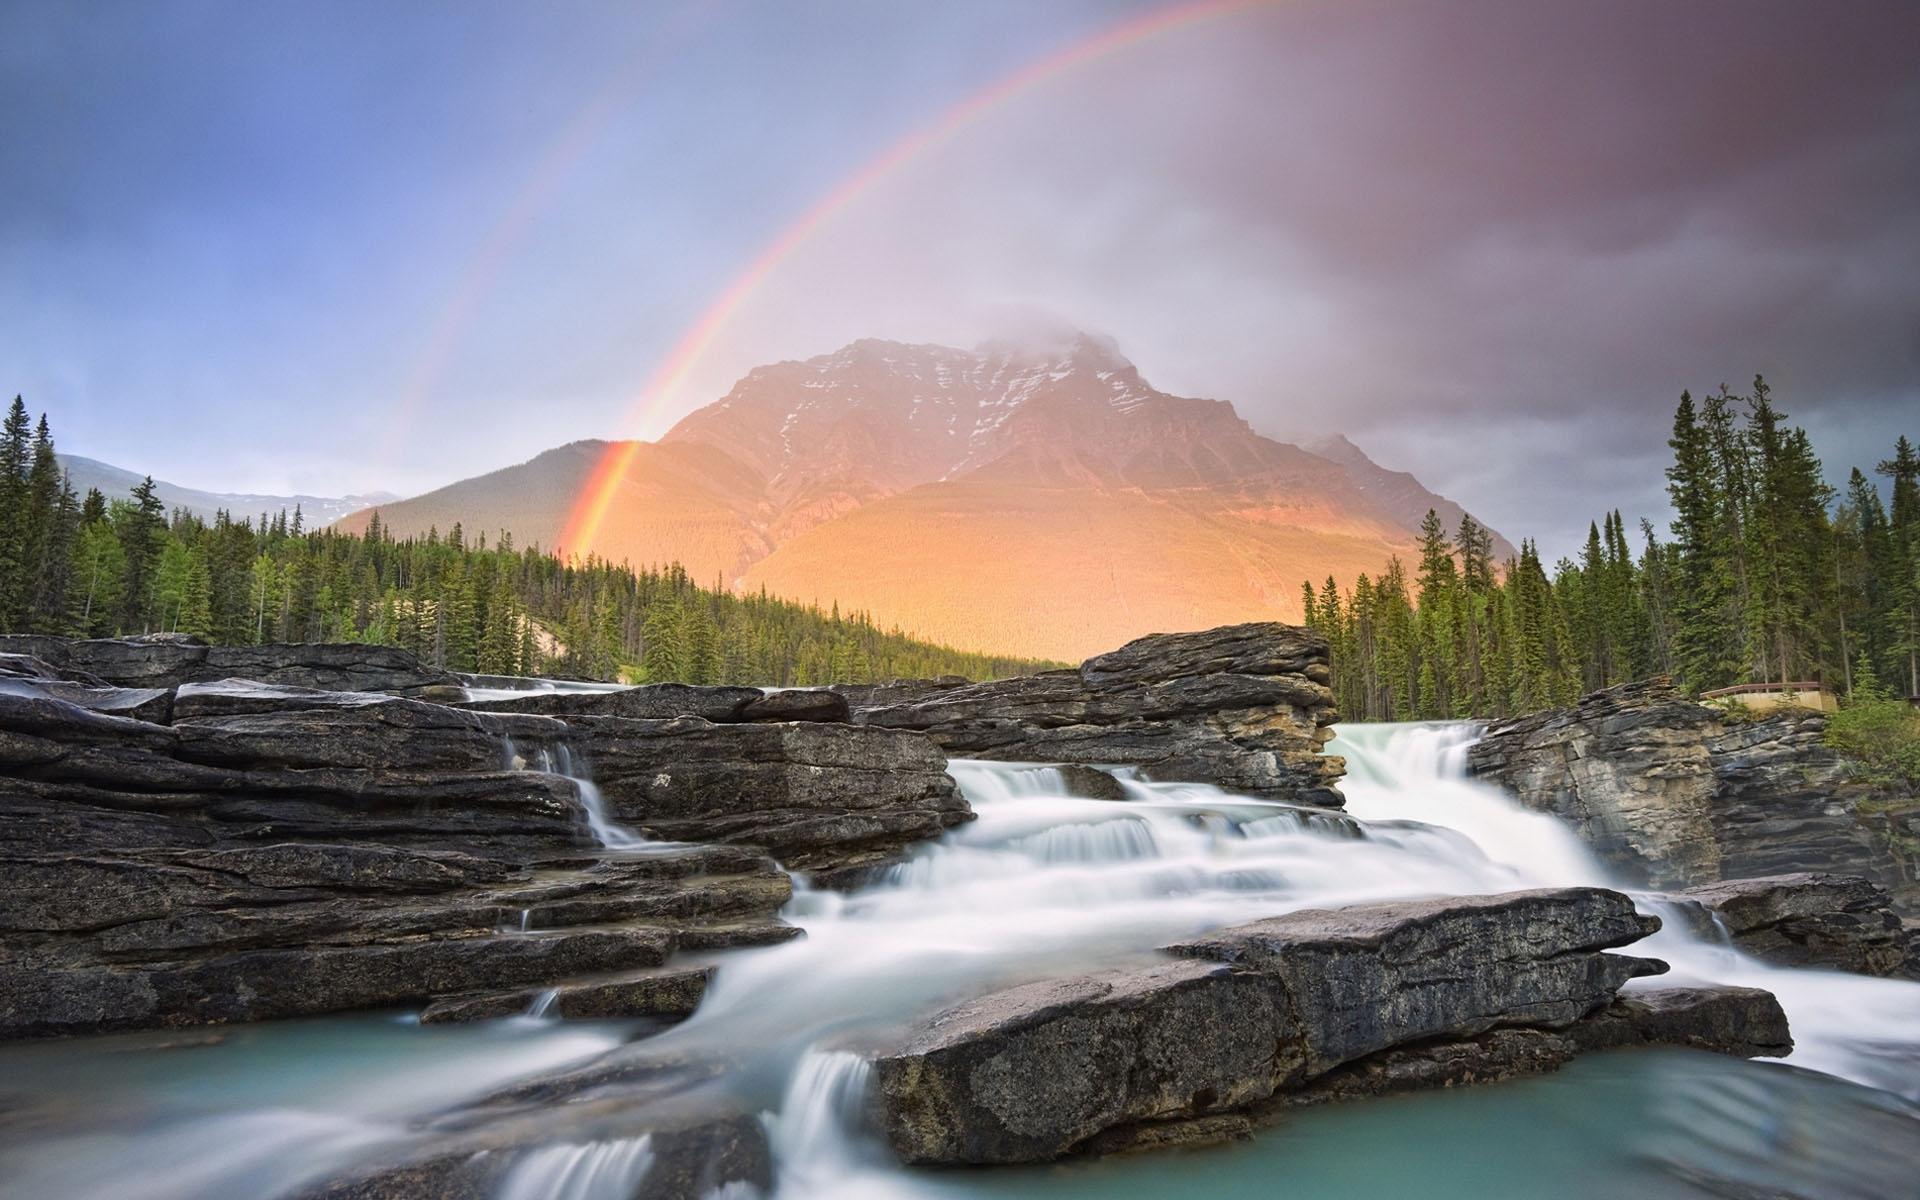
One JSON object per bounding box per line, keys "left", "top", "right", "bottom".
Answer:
{"left": 1306, "top": 377, "right": 1919, "bottom": 721}
{"left": 0, "top": 399, "right": 1059, "bottom": 686}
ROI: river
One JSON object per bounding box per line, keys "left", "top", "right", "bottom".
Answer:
{"left": 2, "top": 722, "right": 1916, "bottom": 1198}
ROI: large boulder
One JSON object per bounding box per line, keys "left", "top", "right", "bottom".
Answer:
{"left": 852, "top": 622, "right": 1343, "bottom": 805}
{"left": 870, "top": 887, "right": 1672, "bottom": 1164}
{"left": 1677, "top": 872, "right": 1918, "bottom": 978}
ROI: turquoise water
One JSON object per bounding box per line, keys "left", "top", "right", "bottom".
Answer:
{"left": 4, "top": 725, "right": 1918, "bottom": 1198}
{"left": 898, "top": 1051, "right": 1920, "bottom": 1200}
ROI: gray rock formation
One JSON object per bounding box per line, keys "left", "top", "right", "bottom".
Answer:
{"left": 851, "top": 623, "right": 1343, "bottom": 805}
{"left": 867, "top": 887, "right": 1758, "bottom": 1165}
{"left": 1463, "top": 679, "right": 1721, "bottom": 887}
{"left": 1676, "top": 872, "right": 1918, "bottom": 978}
{"left": 0, "top": 633, "right": 463, "bottom": 696}
{"left": 568, "top": 715, "right": 969, "bottom": 878}
{"left": 1467, "top": 679, "right": 1920, "bottom": 912}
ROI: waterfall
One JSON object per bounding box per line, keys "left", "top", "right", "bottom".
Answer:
{"left": 1330, "top": 722, "right": 1920, "bottom": 1099}
{"left": 8, "top": 724, "right": 1917, "bottom": 1200}
{"left": 496, "top": 1135, "right": 655, "bottom": 1200}
{"left": 501, "top": 735, "right": 660, "bottom": 853}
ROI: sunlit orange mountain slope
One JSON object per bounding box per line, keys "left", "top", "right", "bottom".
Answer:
{"left": 341, "top": 335, "right": 1510, "bottom": 660}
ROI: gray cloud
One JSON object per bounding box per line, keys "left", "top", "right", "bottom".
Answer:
{"left": 693, "top": 0, "right": 1920, "bottom": 558}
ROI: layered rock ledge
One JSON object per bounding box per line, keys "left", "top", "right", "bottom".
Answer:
{"left": 1468, "top": 677, "right": 1920, "bottom": 922}
{"left": 0, "top": 639, "right": 965, "bottom": 1039}
{"left": 868, "top": 887, "right": 1789, "bottom": 1164}
{"left": 1674, "top": 872, "right": 1919, "bottom": 979}
{"left": 847, "top": 622, "right": 1344, "bottom": 805}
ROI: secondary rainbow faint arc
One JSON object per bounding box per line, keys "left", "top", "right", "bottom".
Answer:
{"left": 379, "top": 2, "right": 710, "bottom": 463}
{"left": 558, "top": 0, "right": 1273, "bottom": 560}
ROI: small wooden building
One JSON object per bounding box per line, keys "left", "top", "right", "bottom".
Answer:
{"left": 1699, "top": 681, "right": 1838, "bottom": 714}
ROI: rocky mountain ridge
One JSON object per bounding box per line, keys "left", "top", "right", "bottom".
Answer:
{"left": 339, "top": 335, "right": 1510, "bottom": 659}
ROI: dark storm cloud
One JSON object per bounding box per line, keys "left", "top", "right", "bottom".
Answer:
{"left": 718, "top": 0, "right": 1920, "bottom": 558}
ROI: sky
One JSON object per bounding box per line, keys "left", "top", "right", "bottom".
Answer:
{"left": 4, "top": 0, "right": 1917, "bottom": 559}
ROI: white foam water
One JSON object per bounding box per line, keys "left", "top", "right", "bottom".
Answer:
{"left": 3, "top": 723, "right": 1915, "bottom": 1200}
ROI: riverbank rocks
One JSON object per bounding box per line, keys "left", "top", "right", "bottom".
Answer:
{"left": 1676, "top": 873, "right": 1919, "bottom": 978}
{"left": 1468, "top": 678, "right": 1920, "bottom": 913}
{"left": 868, "top": 887, "right": 1751, "bottom": 1165}
{"left": 0, "top": 682, "right": 804, "bottom": 1038}
{"left": 849, "top": 622, "right": 1344, "bottom": 805}
{"left": 0, "top": 633, "right": 463, "bottom": 696}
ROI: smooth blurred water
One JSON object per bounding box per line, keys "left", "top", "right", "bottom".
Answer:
{"left": 3, "top": 722, "right": 1917, "bottom": 1199}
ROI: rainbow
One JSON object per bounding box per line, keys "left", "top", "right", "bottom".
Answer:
{"left": 558, "top": 0, "right": 1274, "bottom": 559}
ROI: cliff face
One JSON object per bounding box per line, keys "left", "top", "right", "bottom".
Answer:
{"left": 1468, "top": 679, "right": 1920, "bottom": 914}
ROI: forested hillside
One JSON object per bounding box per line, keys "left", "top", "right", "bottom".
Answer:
{"left": 0, "top": 399, "right": 1059, "bottom": 685}
{"left": 1310, "top": 377, "right": 1919, "bottom": 721}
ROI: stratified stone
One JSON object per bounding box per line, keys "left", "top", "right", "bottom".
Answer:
{"left": 1468, "top": 678, "right": 1920, "bottom": 913}
{"left": 0, "top": 634, "right": 461, "bottom": 695}
{"left": 567, "top": 716, "right": 970, "bottom": 873}
{"left": 1678, "top": 873, "right": 1917, "bottom": 978}
{"left": 852, "top": 622, "right": 1343, "bottom": 805}
{"left": 737, "top": 688, "right": 851, "bottom": 724}
{"left": 1465, "top": 678, "right": 1722, "bottom": 887}
{"left": 461, "top": 683, "right": 762, "bottom": 722}
{"left": 871, "top": 887, "right": 1667, "bottom": 1164}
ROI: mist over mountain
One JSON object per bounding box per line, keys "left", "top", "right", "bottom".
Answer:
{"left": 57, "top": 453, "right": 397, "bottom": 526}
{"left": 342, "top": 335, "right": 1509, "bottom": 659}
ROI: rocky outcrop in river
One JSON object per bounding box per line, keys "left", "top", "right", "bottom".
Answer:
{"left": 1467, "top": 678, "right": 1920, "bottom": 924}
{"left": 868, "top": 887, "right": 1787, "bottom": 1164}
{"left": 0, "top": 635, "right": 964, "bottom": 1039}
{"left": 0, "top": 624, "right": 1348, "bottom": 1040}
{"left": 847, "top": 622, "right": 1345, "bottom": 805}
{"left": 1674, "top": 873, "right": 1920, "bottom": 979}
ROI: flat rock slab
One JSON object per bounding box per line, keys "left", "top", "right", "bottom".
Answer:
{"left": 872, "top": 887, "right": 1671, "bottom": 1164}
{"left": 420, "top": 963, "right": 716, "bottom": 1024}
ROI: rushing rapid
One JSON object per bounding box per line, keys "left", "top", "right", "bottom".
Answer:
{"left": 2, "top": 723, "right": 1916, "bottom": 1200}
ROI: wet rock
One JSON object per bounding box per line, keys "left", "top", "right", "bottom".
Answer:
{"left": 461, "top": 682, "right": 762, "bottom": 722}
{"left": 169, "top": 696, "right": 566, "bottom": 773}
{"left": 1163, "top": 889, "right": 1664, "bottom": 1076}
{"left": 0, "top": 684, "right": 809, "bottom": 1039}
{"left": 0, "top": 652, "right": 107, "bottom": 686}
{"left": 299, "top": 1098, "right": 771, "bottom": 1200}
{"left": 871, "top": 887, "right": 1667, "bottom": 1164}
{"left": 872, "top": 959, "right": 1290, "bottom": 1165}
{"left": 570, "top": 716, "right": 970, "bottom": 873}
{"left": 420, "top": 965, "right": 715, "bottom": 1024}
{"left": 737, "top": 687, "right": 851, "bottom": 723}
{"left": 852, "top": 622, "right": 1343, "bottom": 805}
{"left": 1569, "top": 985, "right": 1793, "bottom": 1056}
{"left": 0, "top": 678, "right": 170, "bottom": 722}
{"left": 1677, "top": 873, "right": 1917, "bottom": 978}
{"left": 1465, "top": 678, "right": 1722, "bottom": 888}
{"left": 1055, "top": 763, "right": 1128, "bottom": 801}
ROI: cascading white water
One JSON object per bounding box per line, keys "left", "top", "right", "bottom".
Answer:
{"left": 5, "top": 723, "right": 1915, "bottom": 1200}
{"left": 1333, "top": 722, "right": 1920, "bottom": 1100}
{"left": 502, "top": 735, "right": 659, "bottom": 852}
{"left": 496, "top": 1134, "right": 654, "bottom": 1200}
